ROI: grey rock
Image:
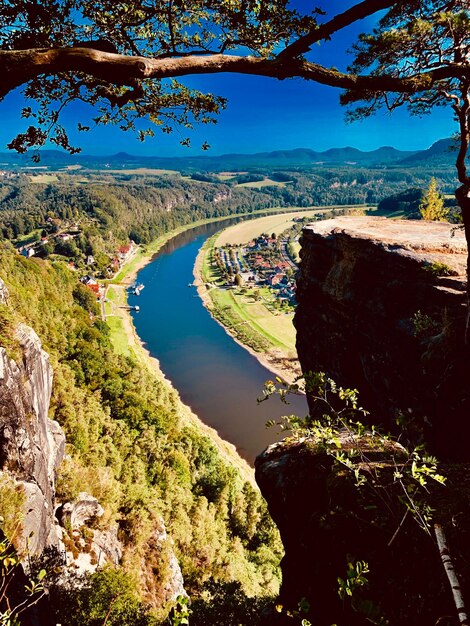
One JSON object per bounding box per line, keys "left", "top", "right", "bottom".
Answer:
{"left": 58, "top": 493, "right": 104, "bottom": 530}
{"left": 0, "top": 324, "right": 65, "bottom": 555}
{"left": 0, "top": 278, "right": 8, "bottom": 304}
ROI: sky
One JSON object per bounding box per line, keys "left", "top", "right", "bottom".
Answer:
{"left": 0, "top": 1, "right": 456, "bottom": 157}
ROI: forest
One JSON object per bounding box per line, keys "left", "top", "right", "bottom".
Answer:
{"left": 0, "top": 243, "right": 282, "bottom": 625}
{"left": 0, "top": 163, "right": 459, "bottom": 247}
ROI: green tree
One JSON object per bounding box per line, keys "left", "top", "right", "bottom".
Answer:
{"left": 419, "top": 178, "right": 448, "bottom": 222}
{"left": 0, "top": 0, "right": 467, "bottom": 156}
{"left": 50, "top": 567, "right": 154, "bottom": 626}
{"left": 341, "top": 0, "right": 470, "bottom": 337}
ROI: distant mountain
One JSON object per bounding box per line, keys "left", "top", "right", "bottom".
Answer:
{"left": 0, "top": 141, "right": 456, "bottom": 172}
{"left": 398, "top": 138, "right": 457, "bottom": 166}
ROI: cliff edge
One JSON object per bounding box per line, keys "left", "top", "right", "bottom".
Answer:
{"left": 294, "top": 216, "right": 469, "bottom": 458}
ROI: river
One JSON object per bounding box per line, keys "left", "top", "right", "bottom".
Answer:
{"left": 129, "top": 219, "right": 307, "bottom": 463}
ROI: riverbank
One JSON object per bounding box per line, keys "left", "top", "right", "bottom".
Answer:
{"left": 195, "top": 268, "right": 301, "bottom": 385}
{"left": 192, "top": 206, "right": 374, "bottom": 384}
{"left": 193, "top": 211, "right": 331, "bottom": 384}
{"left": 103, "top": 217, "right": 276, "bottom": 478}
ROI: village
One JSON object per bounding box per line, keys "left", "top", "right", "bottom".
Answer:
{"left": 212, "top": 230, "right": 299, "bottom": 308}
{"left": 15, "top": 217, "right": 138, "bottom": 302}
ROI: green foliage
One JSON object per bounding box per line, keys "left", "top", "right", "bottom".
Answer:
{"left": 419, "top": 178, "right": 448, "bottom": 222}
{"left": 423, "top": 261, "right": 456, "bottom": 277}
{"left": 0, "top": 536, "right": 47, "bottom": 626}
{"left": 72, "top": 283, "right": 100, "bottom": 314}
{"left": 337, "top": 560, "right": 369, "bottom": 602}
{"left": 167, "top": 595, "right": 189, "bottom": 626}
{"left": 0, "top": 476, "right": 26, "bottom": 550}
{"left": 189, "top": 581, "right": 272, "bottom": 626}
{"left": 0, "top": 245, "right": 282, "bottom": 620}
{"left": 0, "top": 0, "right": 319, "bottom": 153}
{"left": 51, "top": 567, "right": 156, "bottom": 626}
{"left": 411, "top": 310, "right": 440, "bottom": 338}
{"left": 262, "top": 372, "right": 446, "bottom": 535}
{"left": 0, "top": 305, "right": 21, "bottom": 362}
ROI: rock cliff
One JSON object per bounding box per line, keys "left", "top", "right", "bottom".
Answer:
{"left": 294, "top": 216, "right": 469, "bottom": 459}
{"left": 0, "top": 317, "right": 65, "bottom": 556}
{"left": 256, "top": 435, "right": 470, "bottom": 626}
{"left": 0, "top": 277, "right": 186, "bottom": 614}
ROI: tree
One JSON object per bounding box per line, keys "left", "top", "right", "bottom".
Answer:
{"left": 2, "top": 1, "right": 470, "bottom": 329}
{"left": 0, "top": 0, "right": 467, "bottom": 156}
{"left": 419, "top": 177, "right": 448, "bottom": 222}
{"left": 338, "top": 0, "right": 470, "bottom": 339}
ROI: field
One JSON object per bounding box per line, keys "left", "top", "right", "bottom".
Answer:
{"left": 209, "top": 287, "right": 296, "bottom": 353}
{"left": 216, "top": 171, "right": 248, "bottom": 181}
{"left": 28, "top": 174, "right": 59, "bottom": 184}
{"left": 237, "top": 178, "right": 288, "bottom": 188}
{"left": 215, "top": 209, "right": 325, "bottom": 245}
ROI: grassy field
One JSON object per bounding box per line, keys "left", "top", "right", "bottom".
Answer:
{"left": 200, "top": 235, "right": 297, "bottom": 356}
{"left": 28, "top": 174, "right": 59, "bottom": 184}
{"left": 13, "top": 229, "right": 43, "bottom": 247}
{"left": 291, "top": 241, "right": 301, "bottom": 260}
{"left": 215, "top": 209, "right": 324, "bottom": 245}
{"left": 103, "top": 285, "right": 135, "bottom": 357}
{"left": 106, "top": 315, "right": 132, "bottom": 357}
{"left": 216, "top": 171, "right": 248, "bottom": 181}
{"left": 237, "top": 178, "right": 288, "bottom": 188}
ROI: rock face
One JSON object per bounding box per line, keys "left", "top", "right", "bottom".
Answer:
{"left": 58, "top": 492, "right": 105, "bottom": 530}
{"left": 57, "top": 493, "right": 123, "bottom": 576}
{"left": 0, "top": 278, "right": 8, "bottom": 304}
{"left": 139, "top": 520, "right": 186, "bottom": 607}
{"left": 0, "top": 321, "right": 65, "bottom": 555}
{"left": 256, "top": 435, "right": 470, "bottom": 626}
{"left": 295, "top": 216, "right": 469, "bottom": 459}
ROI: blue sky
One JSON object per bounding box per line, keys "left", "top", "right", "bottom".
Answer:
{"left": 0, "top": 1, "right": 456, "bottom": 157}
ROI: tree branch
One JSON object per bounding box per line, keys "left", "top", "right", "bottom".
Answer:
{"left": 277, "top": 0, "right": 396, "bottom": 62}
{"left": 1, "top": 47, "right": 469, "bottom": 102}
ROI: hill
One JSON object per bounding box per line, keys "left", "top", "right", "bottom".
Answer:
{"left": 0, "top": 144, "right": 420, "bottom": 172}
{"left": 399, "top": 138, "right": 457, "bottom": 166}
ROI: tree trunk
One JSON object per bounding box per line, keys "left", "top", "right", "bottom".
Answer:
{"left": 455, "top": 184, "right": 470, "bottom": 345}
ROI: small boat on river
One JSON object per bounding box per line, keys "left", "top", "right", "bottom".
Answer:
{"left": 132, "top": 283, "right": 145, "bottom": 295}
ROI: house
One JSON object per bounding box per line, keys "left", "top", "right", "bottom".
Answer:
{"left": 81, "top": 275, "right": 98, "bottom": 286}
{"left": 86, "top": 255, "right": 95, "bottom": 266}
{"left": 269, "top": 273, "right": 286, "bottom": 287}
{"left": 87, "top": 283, "right": 100, "bottom": 295}
{"left": 20, "top": 247, "right": 35, "bottom": 258}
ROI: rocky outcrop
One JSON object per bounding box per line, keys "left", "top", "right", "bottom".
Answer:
{"left": 57, "top": 493, "right": 123, "bottom": 576}
{"left": 0, "top": 278, "right": 8, "bottom": 304}
{"left": 256, "top": 435, "right": 470, "bottom": 626}
{"left": 57, "top": 492, "right": 104, "bottom": 530}
{"left": 139, "top": 521, "right": 186, "bottom": 607}
{"left": 295, "top": 216, "right": 469, "bottom": 459}
{"left": 0, "top": 322, "right": 65, "bottom": 555}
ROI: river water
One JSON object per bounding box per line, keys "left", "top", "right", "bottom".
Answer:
{"left": 129, "top": 219, "right": 307, "bottom": 463}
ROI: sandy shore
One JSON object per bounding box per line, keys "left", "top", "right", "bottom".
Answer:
{"left": 193, "top": 243, "right": 302, "bottom": 386}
